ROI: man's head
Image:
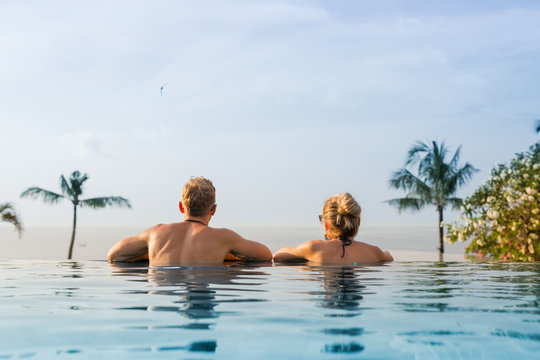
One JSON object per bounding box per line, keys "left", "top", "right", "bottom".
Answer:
{"left": 180, "top": 177, "right": 216, "bottom": 217}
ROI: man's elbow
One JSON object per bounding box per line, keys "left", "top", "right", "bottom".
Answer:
{"left": 107, "top": 248, "right": 117, "bottom": 262}
{"left": 260, "top": 247, "right": 273, "bottom": 261}
{"left": 247, "top": 247, "right": 272, "bottom": 261}
{"left": 240, "top": 246, "right": 272, "bottom": 261}
{"left": 107, "top": 242, "right": 125, "bottom": 262}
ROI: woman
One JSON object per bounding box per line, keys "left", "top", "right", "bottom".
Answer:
{"left": 273, "top": 193, "right": 393, "bottom": 264}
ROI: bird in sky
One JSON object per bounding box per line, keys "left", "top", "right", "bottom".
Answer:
{"left": 160, "top": 83, "right": 169, "bottom": 97}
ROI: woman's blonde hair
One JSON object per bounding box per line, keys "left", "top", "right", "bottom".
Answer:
{"left": 181, "top": 177, "right": 216, "bottom": 216}
{"left": 322, "top": 193, "right": 361, "bottom": 239}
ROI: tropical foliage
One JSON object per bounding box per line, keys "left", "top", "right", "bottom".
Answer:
{"left": 446, "top": 143, "right": 540, "bottom": 261}
{"left": 21, "top": 170, "right": 131, "bottom": 259}
{"left": 0, "top": 202, "right": 23, "bottom": 236}
{"left": 387, "top": 140, "right": 478, "bottom": 256}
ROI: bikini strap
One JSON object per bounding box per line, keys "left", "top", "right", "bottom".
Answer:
{"left": 338, "top": 236, "right": 352, "bottom": 258}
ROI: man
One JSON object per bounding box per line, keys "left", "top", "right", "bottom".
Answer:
{"left": 108, "top": 177, "right": 272, "bottom": 265}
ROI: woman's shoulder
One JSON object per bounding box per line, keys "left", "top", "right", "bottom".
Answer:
{"left": 353, "top": 240, "right": 393, "bottom": 262}
{"left": 354, "top": 240, "right": 380, "bottom": 249}
{"left": 299, "top": 239, "right": 326, "bottom": 249}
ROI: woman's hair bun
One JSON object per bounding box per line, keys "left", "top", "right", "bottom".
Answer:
{"left": 322, "top": 192, "right": 361, "bottom": 239}
{"left": 337, "top": 193, "right": 361, "bottom": 217}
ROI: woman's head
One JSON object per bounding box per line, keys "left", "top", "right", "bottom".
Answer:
{"left": 322, "top": 193, "right": 361, "bottom": 239}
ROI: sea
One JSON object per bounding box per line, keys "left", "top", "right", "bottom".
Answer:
{"left": 0, "top": 225, "right": 466, "bottom": 261}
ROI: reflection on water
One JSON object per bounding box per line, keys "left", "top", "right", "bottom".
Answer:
{"left": 147, "top": 267, "right": 226, "bottom": 320}
{"left": 396, "top": 262, "right": 540, "bottom": 314}
{"left": 323, "top": 341, "right": 365, "bottom": 354}
{"left": 392, "top": 262, "right": 540, "bottom": 351}
{"left": 128, "top": 340, "right": 218, "bottom": 353}
{"left": 319, "top": 267, "right": 366, "bottom": 311}
{"left": 0, "top": 261, "right": 538, "bottom": 359}
{"left": 294, "top": 265, "right": 378, "bottom": 355}
{"left": 109, "top": 263, "right": 270, "bottom": 354}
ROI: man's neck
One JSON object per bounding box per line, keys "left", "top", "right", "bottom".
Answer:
{"left": 184, "top": 215, "right": 211, "bottom": 226}
{"left": 185, "top": 219, "right": 207, "bottom": 226}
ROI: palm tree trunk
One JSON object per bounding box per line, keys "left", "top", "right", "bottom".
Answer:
{"left": 438, "top": 208, "right": 444, "bottom": 260}
{"left": 68, "top": 204, "right": 77, "bottom": 260}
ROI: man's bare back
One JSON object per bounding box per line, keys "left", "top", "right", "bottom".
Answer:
{"left": 108, "top": 221, "right": 272, "bottom": 266}
{"left": 107, "top": 177, "right": 272, "bottom": 266}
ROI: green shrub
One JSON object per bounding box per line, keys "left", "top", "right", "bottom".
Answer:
{"left": 446, "top": 143, "right": 540, "bottom": 261}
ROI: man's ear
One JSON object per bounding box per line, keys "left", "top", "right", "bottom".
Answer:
{"left": 210, "top": 204, "right": 217, "bottom": 215}
{"left": 179, "top": 201, "right": 185, "bottom": 214}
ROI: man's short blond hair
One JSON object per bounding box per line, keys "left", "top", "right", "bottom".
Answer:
{"left": 181, "top": 177, "right": 216, "bottom": 216}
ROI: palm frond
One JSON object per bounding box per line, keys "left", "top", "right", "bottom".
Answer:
{"left": 450, "top": 162, "right": 479, "bottom": 190}
{"left": 69, "top": 171, "right": 89, "bottom": 196}
{"left": 446, "top": 197, "right": 463, "bottom": 210}
{"left": 0, "top": 203, "right": 13, "bottom": 213}
{"left": 420, "top": 141, "right": 446, "bottom": 179}
{"left": 80, "top": 196, "right": 132, "bottom": 209}
{"left": 389, "top": 168, "right": 432, "bottom": 199}
{"left": 405, "top": 141, "right": 429, "bottom": 166}
{"left": 388, "top": 139, "right": 477, "bottom": 214}
{"left": 20, "top": 187, "right": 65, "bottom": 204}
{"left": 448, "top": 145, "right": 462, "bottom": 169}
{"left": 69, "top": 170, "right": 88, "bottom": 198}
{"left": 60, "top": 175, "right": 74, "bottom": 198}
{"left": 385, "top": 197, "right": 426, "bottom": 212}
{"left": 536, "top": 119, "right": 540, "bottom": 133}
{"left": 0, "top": 203, "right": 23, "bottom": 235}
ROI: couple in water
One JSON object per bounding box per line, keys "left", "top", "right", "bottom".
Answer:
{"left": 108, "top": 177, "right": 393, "bottom": 265}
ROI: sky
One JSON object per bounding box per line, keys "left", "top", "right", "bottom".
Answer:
{"left": 1, "top": 0, "right": 539, "bottom": 231}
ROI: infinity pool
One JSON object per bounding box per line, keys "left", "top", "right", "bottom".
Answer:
{"left": 0, "top": 261, "right": 538, "bottom": 359}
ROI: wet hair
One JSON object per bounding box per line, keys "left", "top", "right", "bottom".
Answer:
{"left": 322, "top": 193, "right": 361, "bottom": 240}
{"left": 181, "top": 177, "right": 216, "bottom": 216}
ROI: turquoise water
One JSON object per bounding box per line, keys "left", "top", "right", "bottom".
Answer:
{"left": 0, "top": 261, "right": 538, "bottom": 359}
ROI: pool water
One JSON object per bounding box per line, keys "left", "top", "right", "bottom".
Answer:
{"left": 0, "top": 261, "right": 538, "bottom": 359}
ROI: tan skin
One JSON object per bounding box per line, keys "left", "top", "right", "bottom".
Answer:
{"left": 107, "top": 202, "right": 272, "bottom": 266}
{"left": 273, "top": 222, "right": 393, "bottom": 264}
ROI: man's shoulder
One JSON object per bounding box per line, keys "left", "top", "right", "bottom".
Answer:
{"left": 206, "top": 227, "right": 240, "bottom": 238}
{"left": 147, "top": 222, "right": 182, "bottom": 233}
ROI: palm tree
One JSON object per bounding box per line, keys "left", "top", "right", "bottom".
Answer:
{"left": 0, "top": 202, "right": 23, "bottom": 236}
{"left": 21, "top": 170, "right": 131, "bottom": 259}
{"left": 386, "top": 141, "right": 478, "bottom": 258}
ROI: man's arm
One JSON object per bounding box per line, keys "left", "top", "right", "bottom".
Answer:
{"left": 225, "top": 230, "right": 272, "bottom": 261}
{"left": 107, "top": 229, "right": 150, "bottom": 263}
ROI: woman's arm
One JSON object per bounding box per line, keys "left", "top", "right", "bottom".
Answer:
{"left": 382, "top": 250, "right": 394, "bottom": 262}
{"left": 371, "top": 245, "right": 393, "bottom": 263}
{"left": 273, "top": 241, "right": 317, "bottom": 262}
